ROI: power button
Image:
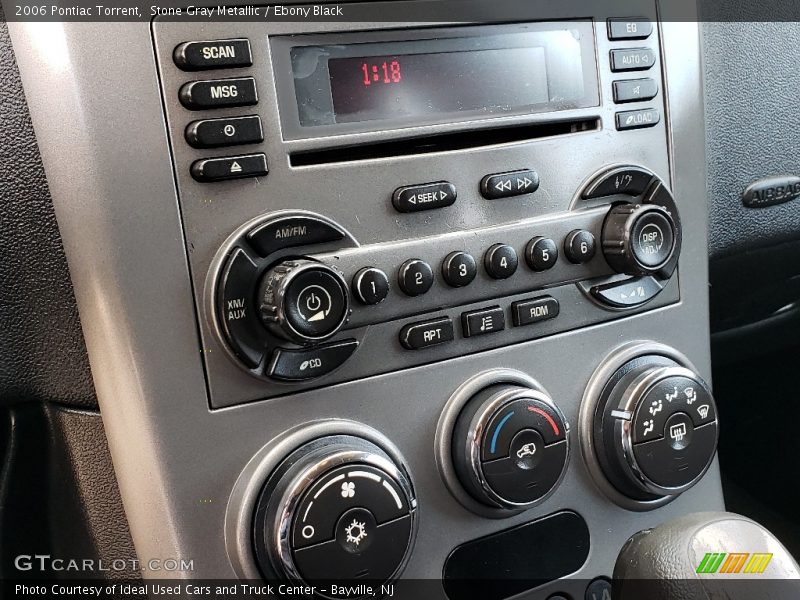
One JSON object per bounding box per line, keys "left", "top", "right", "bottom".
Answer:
{"left": 258, "top": 260, "right": 350, "bottom": 344}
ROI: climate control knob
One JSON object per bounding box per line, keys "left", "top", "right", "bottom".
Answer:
{"left": 253, "top": 435, "right": 417, "bottom": 591}
{"left": 452, "top": 384, "right": 569, "bottom": 510}
{"left": 592, "top": 356, "right": 718, "bottom": 500}
{"left": 601, "top": 203, "right": 677, "bottom": 277}
{"left": 257, "top": 259, "right": 350, "bottom": 345}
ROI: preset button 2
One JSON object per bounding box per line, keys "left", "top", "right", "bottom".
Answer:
{"left": 398, "top": 259, "right": 434, "bottom": 296}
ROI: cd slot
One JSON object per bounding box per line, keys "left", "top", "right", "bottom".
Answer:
{"left": 289, "top": 118, "right": 600, "bottom": 167}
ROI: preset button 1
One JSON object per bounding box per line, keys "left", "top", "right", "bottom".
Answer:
{"left": 352, "top": 267, "right": 389, "bottom": 305}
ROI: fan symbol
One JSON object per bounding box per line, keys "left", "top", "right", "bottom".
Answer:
{"left": 341, "top": 481, "right": 356, "bottom": 498}
{"left": 345, "top": 519, "right": 368, "bottom": 546}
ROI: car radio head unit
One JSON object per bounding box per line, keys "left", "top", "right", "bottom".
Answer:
{"left": 273, "top": 22, "right": 599, "bottom": 136}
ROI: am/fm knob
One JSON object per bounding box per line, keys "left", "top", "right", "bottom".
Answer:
{"left": 257, "top": 259, "right": 350, "bottom": 345}
{"left": 602, "top": 203, "right": 677, "bottom": 277}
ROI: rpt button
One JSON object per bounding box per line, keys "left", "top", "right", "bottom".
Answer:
{"left": 399, "top": 317, "right": 454, "bottom": 350}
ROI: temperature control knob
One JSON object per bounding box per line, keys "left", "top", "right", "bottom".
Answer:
{"left": 253, "top": 435, "right": 417, "bottom": 591}
{"left": 601, "top": 203, "right": 677, "bottom": 277}
{"left": 452, "top": 384, "right": 569, "bottom": 510}
{"left": 257, "top": 259, "right": 350, "bottom": 345}
{"left": 593, "top": 356, "right": 718, "bottom": 500}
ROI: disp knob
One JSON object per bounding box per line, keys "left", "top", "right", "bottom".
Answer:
{"left": 601, "top": 203, "right": 677, "bottom": 276}
{"left": 253, "top": 435, "right": 417, "bottom": 591}
{"left": 592, "top": 356, "right": 719, "bottom": 500}
{"left": 257, "top": 259, "right": 350, "bottom": 345}
{"left": 452, "top": 384, "right": 569, "bottom": 510}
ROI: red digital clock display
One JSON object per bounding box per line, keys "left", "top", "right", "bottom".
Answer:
{"left": 327, "top": 48, "right": 550, "bottom": 124}
{"left": 360, "top": 60, "right": 403, "bottom": 86}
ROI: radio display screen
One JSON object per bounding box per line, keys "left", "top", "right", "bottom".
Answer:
{"left": 286, "top": 23, "right": 598, "bottom": 130}
{"left": 327, "top": 47, "right": 549, "bottom": 123}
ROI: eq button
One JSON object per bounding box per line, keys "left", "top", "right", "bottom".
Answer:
{"left": 462, "top": 306, "right": 505, "bottom": 337}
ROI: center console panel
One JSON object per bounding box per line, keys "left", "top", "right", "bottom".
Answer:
{"left": 9, "top": 1, "right": 719, "bottom": 597}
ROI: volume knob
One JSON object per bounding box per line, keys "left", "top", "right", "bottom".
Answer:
{"left": 257, "top": 259, "right": 350, "bottom": 345}
{"left": 601, "top": 203, "right": 677, "bottom": 277}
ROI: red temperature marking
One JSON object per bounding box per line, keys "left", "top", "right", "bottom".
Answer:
{"left": 527, "top": 405, "right": 560, "bottom": 436}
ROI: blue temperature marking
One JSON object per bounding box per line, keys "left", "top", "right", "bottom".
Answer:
{"left": 490, "top": 411, "right": 515, "bottom": 454}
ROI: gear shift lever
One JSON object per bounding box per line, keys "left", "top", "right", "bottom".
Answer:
{"left": 613, "top": 512, "right": 800, "bottom": 600}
